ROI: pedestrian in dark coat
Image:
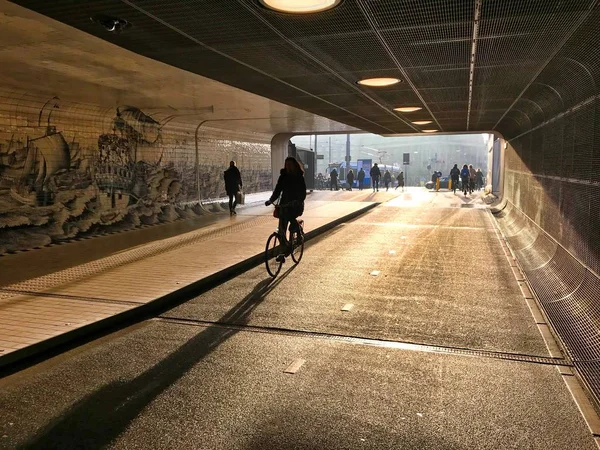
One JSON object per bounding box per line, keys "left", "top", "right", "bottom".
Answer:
{"left": 370, "top": 163, "right": 381, "bottom": 192}
{"left": 224, "top": 161, "right": 242, "bottom": 215}
{"left": 357, "top": 168, "right": 366, "bottom": 190}
{"left": 383, "top": 170, "right": 392, "bottom": 191}
{"left": 476, "top": 169, "right": 484, "bottom": 190}
{"left": 395, "top": 171, "right": 404, "bottom": 191}
{"left": 347, "top": 169, "right": 355, "bottom": 191}
{"left": 330, "top": 168, "right": 339, "bottom": 191}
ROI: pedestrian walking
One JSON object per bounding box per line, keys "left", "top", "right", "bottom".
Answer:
{"left": 383, "top": 170, "right": 392, "bottom": 191}
{"left": 370, "top": 163, "right": 381, "bottom": 192}
{"left": 395, "top": 171, "right": 404, "bottom": 191}
{"left": 450, "top": 164, "right": 460, "bottom": 194}
{"left": 330, "top": 168, "right": 339, "bottom": 191}
{"left": 346, "top": 169, "right": 355, "bottom": 191}
{"left": 316, "top": 172, "right": 325, "bottom": 190}
{"left": 357, "top": 168, "right": 365, "bottom": 190}
{"left": 469, "top": 164, "right": 476, "bottom": 194}
{"left": 460, "top": 164, "right": 470, "bottom": 196}
{"left": 476, "top": 168, "right": 484, "bottom": 190}
{"left": 224, "top": 160, "right": 242, "bottom": 216}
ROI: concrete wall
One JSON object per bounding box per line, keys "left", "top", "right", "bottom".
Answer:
{"left": 0, "top": 90, "right": 271, "bottom": 253}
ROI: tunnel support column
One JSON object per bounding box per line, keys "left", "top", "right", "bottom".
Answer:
{"left": 491, "top": 135, "right": 505, "bottom": 199}
{"left": 271, "top": 133, "right": 293, "bottom": 188}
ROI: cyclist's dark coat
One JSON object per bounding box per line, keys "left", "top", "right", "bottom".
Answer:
{"left": 450, "top": 166, "right": 460, "bottom": 180}
{"left": 270, "top": 169, "right": 307, "bottom": 216}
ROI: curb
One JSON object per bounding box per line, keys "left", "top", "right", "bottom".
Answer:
{"left": 0, "top": 202, "right": 378, "bottom": 372}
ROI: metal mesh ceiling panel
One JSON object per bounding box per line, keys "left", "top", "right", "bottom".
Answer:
{"left": 10, "top": 0, "right": 598, "bottom": 135}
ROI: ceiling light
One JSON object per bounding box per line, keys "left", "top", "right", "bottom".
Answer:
{"left": 412, "top": 120, "right": 432, "bottom": 125}
{"left": 394, "top": 107, "right": 422, "bottom": 113}
{"left": 422, "top": 129, "right": 438, "bottom": 133}
{"left": 357, "top": 77, "right": 401, "bottom": 87}
{"left": 259, "top": 0, "right": 342, "bottom": 13}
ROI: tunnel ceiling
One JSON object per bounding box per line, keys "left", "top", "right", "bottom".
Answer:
{"left": 9, "top": 0, "right": 599, "bottom": 137}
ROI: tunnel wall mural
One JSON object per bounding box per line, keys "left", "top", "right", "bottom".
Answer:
{"left": 0, "top": 93, "right": 271, "bottom": 253}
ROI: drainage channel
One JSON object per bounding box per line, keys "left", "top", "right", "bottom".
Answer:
{"left": 156, "top": 316, "right": 572, "bottom": 367}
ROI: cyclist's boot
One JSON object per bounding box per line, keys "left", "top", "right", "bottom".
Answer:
{"left": 279, "top": 235, "right": 291, "bottom": 257}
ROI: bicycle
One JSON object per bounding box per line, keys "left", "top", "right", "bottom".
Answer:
{"left": 462, "top": 176, "right": 470, "bottom": 196}
{"left": 264, "top": 206, "right": 305, "bottom": 278}
{"left": 451, "top": 177, "right": 459, "bottom": 194}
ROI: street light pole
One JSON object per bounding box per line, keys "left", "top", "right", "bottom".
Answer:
{"left": 346, "top": 134, "right": 351, "bottom": 163}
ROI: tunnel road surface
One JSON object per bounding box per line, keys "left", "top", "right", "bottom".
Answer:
{"left": 0, "top": 188, "right": 597, "bottom": 449}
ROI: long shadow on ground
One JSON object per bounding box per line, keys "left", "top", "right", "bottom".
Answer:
{"left": 21, "top": 268, "right": 295, "bottom": 449}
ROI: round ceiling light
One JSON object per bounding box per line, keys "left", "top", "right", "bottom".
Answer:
{"left": 422, "top": 129, "right": 438, "bottom": 133}
{"left": 357, "top": 77, "right": 402, "bottom": 87}
{"left": 259, "top": 0, "right": 342, "bottom": 13}
{"left": 394, "top": 107, "right": 422, "bottom": 113}
{"left": 412, "top": 120, "right": 433, "bottom": 125}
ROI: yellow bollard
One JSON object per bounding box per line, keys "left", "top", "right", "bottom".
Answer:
{"left": 448, "top": 179, "right": 452, "bottom": 191}
{"left": 436, "top": 178, "right": 440, "bottom": 191}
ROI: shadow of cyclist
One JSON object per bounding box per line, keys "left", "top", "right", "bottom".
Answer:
{"left": 21, "top": 267, "right": 296, "bottom": 449}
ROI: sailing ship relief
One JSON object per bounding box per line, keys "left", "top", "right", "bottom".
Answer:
{"left": 0, "top": 103, "right": 231, "bottom": 253}
{"left": 94, "top": 133, "right": 135, "bottom": 215}
{"left": 9, "top": 129, "right": 71, "bottom": 206}
{"left": 0, "top": 107, "right": 160, "bottom": 211}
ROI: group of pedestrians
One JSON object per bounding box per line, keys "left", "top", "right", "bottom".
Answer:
{"left": 319, "top": 163, "right": 409, "bottom": 192}
{"left": 358, "top": 163, "right": 405, "bottom": 192}
{"left": 340, "top": 167, "right": 373, "bottom": 191}
{"left": 449, "top": 163, "right": 484, "bottom": 196}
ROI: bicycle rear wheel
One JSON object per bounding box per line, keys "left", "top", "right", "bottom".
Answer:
{"left": 290, "top": 228, "right": 304, "bottom": 264}
{"left": 265, "top": 232, "right": 283, "bottom": 277}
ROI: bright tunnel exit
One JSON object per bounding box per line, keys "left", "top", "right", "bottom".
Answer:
{"left": 290, "top": 133, "right": 494, "bottom": 193}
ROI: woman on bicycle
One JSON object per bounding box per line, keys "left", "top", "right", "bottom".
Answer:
{"left": 265, "top": 157, "right": 306, "bottom": 254}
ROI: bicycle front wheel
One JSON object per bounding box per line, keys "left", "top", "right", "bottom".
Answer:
{"left": 290, "top": 229, "right": 304, "bottom": 264}
{"left": 265, "top": 232, "right": 283, "bottom": 277}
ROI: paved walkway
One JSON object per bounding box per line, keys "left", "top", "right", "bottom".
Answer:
{"left": 0, "top": 192, "right": 272, "bottom": 286}
{"left": 0, "top": 191, "right": 397, "bottom": 367}
{"left": 1, "top": 187, "right": 598, "bottom": 449}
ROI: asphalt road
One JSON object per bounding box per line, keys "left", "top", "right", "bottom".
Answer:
{"left": 0, "top": 189, "right": 596, "bottom": 449}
